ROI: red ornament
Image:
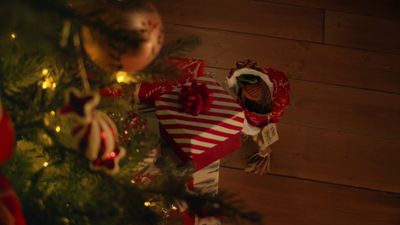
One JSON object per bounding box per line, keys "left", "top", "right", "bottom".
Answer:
{"left": 178, "top": 81, "right": 213, "bottom": 116}
{"left": 0, "top": 176, "right": 26, "bottom": 225}
{"left": 0, "top": 102, "right": 15, "bottom": 165}
{"left": 79, "top": 2, "right": 164, "bottom": 73}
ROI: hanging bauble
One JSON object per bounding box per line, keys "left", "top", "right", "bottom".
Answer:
{"left": 0, "top": 101, "right": 15, "bottom": 165}
{"left": 80, "top": 3, "right": 164, "bottom": 73}
{"left": 61, "top": 89, "right": 126, "bottom": 175}
{"left": 0, "top": 176, "right": 27, "bottom": 225}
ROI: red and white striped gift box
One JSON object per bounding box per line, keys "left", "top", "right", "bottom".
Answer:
{"left": 156, "top": 76, "right": 244, "bottom": 171}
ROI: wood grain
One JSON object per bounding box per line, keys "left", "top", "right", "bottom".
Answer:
{"left": 261, "top": 0, "right": 400, "bottom": 20}
{"left": 284, "top": 79, "right": 400, "bottom": 140}
{"left": 165, "top": 25, "right": 400, "bottom": 94}
{"left": 157, "top": 0, "right": 323, "bottom": 42}
{"left": 222, "top": 124, "right": 400, "bottom": 193}
{"left": 325, "top": 11, "right": 400, "bottom": 54}
{"left": 208, "top": 67, "right": 400, "bottom": 141}
{"left": 210, "top": 68, "right": 400, "bottom": 192}
{"left": 219, "top": 167, "right": 400, "bottom": 225}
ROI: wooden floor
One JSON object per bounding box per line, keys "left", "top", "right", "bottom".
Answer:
{"left": 157, "top": 1, "right": 400, "bottom": 224}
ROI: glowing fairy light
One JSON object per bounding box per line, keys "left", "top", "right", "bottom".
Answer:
{"left": 116, "top": 71, "right": 128, "bottom": 83}
{"left": 115, "top": 71, "right": 138, "bottom": 84}
{"left": 42, "top": 81, "right": 49, "bottom": 89}
{"left": 43, "top": 162, "right": 49, "bottom": 167}
{"left": 144, "top": 201, "right": 156, "bottom": 207}
{"left": 55, "top": 125, "right": 61, "bottom": 133}
{"left": 41, "top": 76, "right": 57, "bottom": 90}
{"left": 10, "top": 33, "right": 16, "bottom": 40}
{"left": 42, "top": 68, "right": 49, "bottom": 76}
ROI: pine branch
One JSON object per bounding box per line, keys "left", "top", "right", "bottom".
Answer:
{"left": 156, "top": 36, "right": 200, "bottom": 60}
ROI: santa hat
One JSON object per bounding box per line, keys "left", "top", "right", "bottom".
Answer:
{"left": 227, "top": 60, "right": 290, "bottom": 135}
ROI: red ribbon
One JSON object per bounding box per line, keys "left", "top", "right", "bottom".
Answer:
{"left": 178, "top": 81, "right": 213, "bottom": 116}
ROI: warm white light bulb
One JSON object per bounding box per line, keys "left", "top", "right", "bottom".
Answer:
{"left": 116, "top": 71, "right": 127, "bottom": 83}
{"left": 55, "top": 125, "right": 61, "bottom": 133}
{"left": 42, "top": 68, "right": 49, "bottom": 76}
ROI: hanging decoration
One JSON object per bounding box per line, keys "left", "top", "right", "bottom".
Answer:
{"left": 77, "top": 2, "right": 164, "bottom": 73}
{"left": 61, "top": 88, "right": 126, "bottom": 175}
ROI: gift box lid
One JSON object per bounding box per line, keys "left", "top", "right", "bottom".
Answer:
{"left": 136, "top": 58, "right": 205, "bottom": 105}
{"left": 155, "top": 76, "right": 244, "bottom": 171}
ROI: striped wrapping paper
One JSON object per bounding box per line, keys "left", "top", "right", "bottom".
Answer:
{"left": 156, "top": 76, "right": 244, "bottom": 171}
{"left": 178, "top": 160, "right": 221, "bottom": 225}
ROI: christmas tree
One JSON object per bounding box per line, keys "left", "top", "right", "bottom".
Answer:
{"left": 0, "top": 0, "right": 261, "bottom": 225}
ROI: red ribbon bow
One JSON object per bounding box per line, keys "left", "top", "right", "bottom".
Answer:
{"left": 178, "top": 81, "right": 213, "bottom": 116}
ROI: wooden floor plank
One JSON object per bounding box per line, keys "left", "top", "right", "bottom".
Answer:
{"left": 207, "top": 67, "right": 400, "bottom": 141}
{"left": 221, "top": 124, "right": 400, "bottom": 193}
{"left": 165, "top": 25, "right": 400, "bottom": 94}
{"left": 211, "top": 68, "right": 400, "bottom": 192}
{"left": 284, "top": 79, "right": 400, "bottom": 140}
{"left": 325, "top": 11, "right": 400, "bottom": 54}
{"left": 157, "top": 0, "right": 323, "bottom": 42}
{"left": 260, "top": 0, "right": 400, "bottom": 20}
{"left": 219, "top": 167, "right": 400, "bottom": 225}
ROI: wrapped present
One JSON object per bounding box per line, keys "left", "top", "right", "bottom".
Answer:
{"left": 155, "top": 76, "right": 244, "bottom": 171}
{"left": 178, "top": 160, "right": 221, "bottom": 225}
{"left": 188, "top": 160, "right": 219, "bottom": 193}
{"left": 227, "top": 60, "right": 290, "bottom": 175}
{"left": 133, "top": 58, "right": 205, "bottom": 105}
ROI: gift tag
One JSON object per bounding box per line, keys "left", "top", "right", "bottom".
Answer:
{"left": 261, "top": 123, "right": 279, "bottom": 147}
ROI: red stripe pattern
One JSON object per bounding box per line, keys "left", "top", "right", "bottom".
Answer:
{"left": 156, "top": 76, "right": 244, "bottom": 167}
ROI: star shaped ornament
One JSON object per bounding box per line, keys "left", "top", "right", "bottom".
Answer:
{"left": 61, "top": 89, "right": 100, "bottom": 123}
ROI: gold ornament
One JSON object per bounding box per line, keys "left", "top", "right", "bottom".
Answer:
{"left": 80, "top": 3, "right": 164, "bottom": 73}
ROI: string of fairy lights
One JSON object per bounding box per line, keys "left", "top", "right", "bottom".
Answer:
{"left": 7, "top": 31, "right": 181, "bottom": 215}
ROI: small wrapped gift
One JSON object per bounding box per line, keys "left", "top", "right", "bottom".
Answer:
{"left": 134, "top": 58, "right": 205, "bottom": 105}
{"left": 227, "top": 60, "right": 290, "bottom": 174}
{"left": 178, "top": 160, "right": 221, "bottom": 225}
{"left": 155, "top": 76, "right": 244, "bottom": 171}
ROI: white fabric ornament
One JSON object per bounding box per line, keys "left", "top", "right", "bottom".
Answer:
{"left": 61, "top": 88, "right": 126, "bottom": 175}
